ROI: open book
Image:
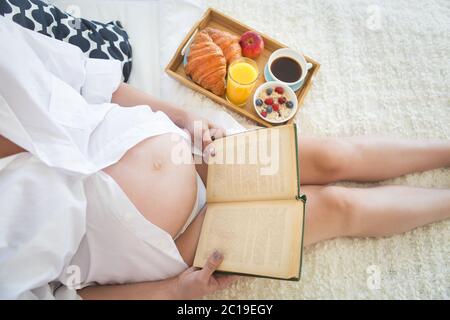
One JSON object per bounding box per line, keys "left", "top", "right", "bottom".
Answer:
{"left": 193, "top": 124, "right": 306, "bottom": 281}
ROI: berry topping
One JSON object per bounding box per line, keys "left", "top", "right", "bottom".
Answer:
{"left": 286, "top": 101, "right": 294, "bottom": 109}
{"left": 261, "top": 111, "right": 267, "bottom": 117}
{"left": 255, "top": 98, "right": 263, "bottom": 106}
{"left": 278, "top": 96, "right": 287, "bottom": 104}
{"left": 265, "top": 88, "right": 273, "bottom": 95}
{"left": 275, "top": 86, "right": 284, "bottom": 94}
{"left": 272, "top": 103, "right": 280, "bottom": 112}
{"left": 264, "top": 97, "right": 274, "bottom": 105}
{"left": 266, "top": 105, "right": 273, "bottom": 113}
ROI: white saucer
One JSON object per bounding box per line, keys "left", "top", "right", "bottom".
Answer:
{"left": 264, "top": 64, "right": 303, "bottom": 92}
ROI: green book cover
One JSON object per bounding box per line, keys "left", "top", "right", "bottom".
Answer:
{"left": 195, "top": 123, "right": 306, "bottom": 281}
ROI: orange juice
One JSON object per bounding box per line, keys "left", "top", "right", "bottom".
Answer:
{"left": 226, "top": 58, "right": 259, "bottom": 106}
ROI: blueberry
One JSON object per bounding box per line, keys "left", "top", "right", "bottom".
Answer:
{"left": 255, "top": 98, "right": 263, "bottom": 106}
{"left": 286, "top": 101, "right": 294, "bottom": 109}
{"left": 265, "top": 88, "right": 273, "bottom": 95}
{"left": 266, "top": 105, "right": 273, "bottom": 113}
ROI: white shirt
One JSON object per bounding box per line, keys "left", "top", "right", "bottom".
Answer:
{"left": 0, "top": 17, "right": 191, "bottom": 299}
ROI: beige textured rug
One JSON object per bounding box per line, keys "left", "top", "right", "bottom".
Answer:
{"left": 162, "top": 0, "right": 450, "bottom": 299}
{"left": 18, "top": 0, "right": 446, "bottom": 300}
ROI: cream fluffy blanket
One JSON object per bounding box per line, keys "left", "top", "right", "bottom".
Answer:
{"left": 54, "top": 0, "right": 449, "bottom": 299}
{"left": 161, "top": 0, "right": 450, "bottom": 299}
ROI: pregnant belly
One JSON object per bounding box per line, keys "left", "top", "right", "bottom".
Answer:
{"left": 103, "top": 133, "right": 197, "bottom": 238}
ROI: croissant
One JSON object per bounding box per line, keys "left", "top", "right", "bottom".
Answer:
{"left": 205, "top": 27, "right": 242, "bottom": 64}
{"left": 185, "top": 30, "right": 227, "bottom": 96}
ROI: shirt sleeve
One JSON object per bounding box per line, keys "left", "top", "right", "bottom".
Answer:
{"left": 0, "top": 17, "right": 126, "bottom": 174}
{"left": 0, "top": 18, "right": 96, "bottom": 174}
{"left": 82, "top": 58, "right": 122, "bottom": 104}
{"left": 0, "top": 16, "right": 188, "bottom": 176}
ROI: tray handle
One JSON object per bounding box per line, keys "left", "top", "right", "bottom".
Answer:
{"left": 181, "top": 28, "right": 198, "bottom": 57}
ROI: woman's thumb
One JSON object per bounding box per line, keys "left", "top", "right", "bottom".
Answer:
{"left": 200, "top": 250, "right": 223, "bottom": 279}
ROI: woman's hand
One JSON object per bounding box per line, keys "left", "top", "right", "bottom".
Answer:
{"left": 175, "top": 251, "right": 238, "bottom": 300}
{"left": 180, "top": 114, "right": 226, "bottom": 153}
{"left": 78, "top": 251, "right": 238, "bottom": 300}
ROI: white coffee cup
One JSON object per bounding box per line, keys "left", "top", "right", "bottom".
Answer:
{"left": 267, "top": 48, "right": 313, "bottom": 88}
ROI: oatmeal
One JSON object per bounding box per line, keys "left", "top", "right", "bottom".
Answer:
{"left": 255, "top": 85, "right": 295, "bottom": 121}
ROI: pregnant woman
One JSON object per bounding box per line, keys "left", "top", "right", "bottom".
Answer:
{"left": 1, "top": 18, "right": 449, "bottom": 300}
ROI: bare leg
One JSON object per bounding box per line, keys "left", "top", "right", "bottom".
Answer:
{"left": 175, "top": 205, "right": 206, "bottom": 265}
{"left": 174, "top": 185, "right": 450, "bottom": 264}
{"left": 195, "top": 162, "right": 208, "bottom": 186}
{"left": 299, "top": 136, "right": 450, "bottom": 185}
{"left": 176, "top": 140, "right": 450, "bottom": 263}
{"left": 0, "top": 135, "right": 26, "bottom": 159}
{"left": 302, "top": 185, "right": 450, "bottom": 246}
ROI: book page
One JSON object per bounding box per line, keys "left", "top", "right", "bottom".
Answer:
{"left": 193, "top": 200, "right": 304, "bottom": 279}
{"left": 206, "top": 124, "right": 298, "bottom": 203}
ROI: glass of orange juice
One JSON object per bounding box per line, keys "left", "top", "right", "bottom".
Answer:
{"left": 226, "top": 57, "right": 259, "bottom": 107}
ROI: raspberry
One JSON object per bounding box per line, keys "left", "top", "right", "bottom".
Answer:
{"left": 275, "top": 86, "right": 284, "bottom": 94}
{"left": 264, "top": 98, "right": 274, "bottom": 105}
{"left": 272, "top": 103, "right": 280, "bottom": 112}
{"left": 278, "top": 96, "right": 287, "bottom": 104}
{"left": 261, "top": 111, "right": 267, "bottom": 117}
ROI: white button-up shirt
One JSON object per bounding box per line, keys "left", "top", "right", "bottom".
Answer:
{"left": 0, "top": 17, "right": 190, "bottom": 299}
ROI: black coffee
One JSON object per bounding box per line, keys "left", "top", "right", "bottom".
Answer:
{"left": 270, "top": 57, "right": 302, "bottom": 83}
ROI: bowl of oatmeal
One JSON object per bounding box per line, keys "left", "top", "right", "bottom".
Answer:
{"left": 253, "top": 81, "right": 298, "bottom": 124}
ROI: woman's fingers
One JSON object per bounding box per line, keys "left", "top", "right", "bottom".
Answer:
{"left": 202, "top": 124, "right": 213, "bottom": 148}
{"left": 199, "top": 120, "right": 226, "bottom": 149}
{"left": 176, "top": 250, "right": 233, "bottom": 299}
{"left": 202, "top": 143, "right": 216, "bottom": 164}
{"left": 215, "top": 275, "right": 239, "bottom": 290}
{"left": 199, "top": 250, "right": 224, "bottom": 281}
{"left": 202, "top": 124, "right": 216, "bottom": 155}
{"left": 210, "top": 126, "right": 226, "bottom": 140}
{"left": 177, "top": 250, "right": 237, "bottom": 298}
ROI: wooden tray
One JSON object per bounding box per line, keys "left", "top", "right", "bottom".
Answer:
{"left": 165, "top": 8, "right": 320, "bottom": 127}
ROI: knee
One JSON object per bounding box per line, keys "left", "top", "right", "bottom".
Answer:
{"left": 318, "top": 186, "right": 356, "bottom": 236}
{"left": 313, "top": 139, "right": 354, "bottom": 181}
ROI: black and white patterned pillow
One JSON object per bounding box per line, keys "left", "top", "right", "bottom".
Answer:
{"left": 0, "top": 0, "right": 132, "bottom": 82}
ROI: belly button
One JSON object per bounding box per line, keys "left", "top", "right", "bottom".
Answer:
{"left": 153, "top": 160, "right": 162, "bottom": 170}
